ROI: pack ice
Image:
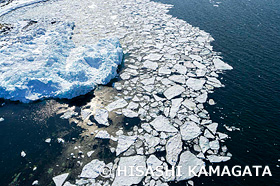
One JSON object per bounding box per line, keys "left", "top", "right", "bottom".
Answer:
{"left": 0, "top": 21, "right": 123, "bottom": 102}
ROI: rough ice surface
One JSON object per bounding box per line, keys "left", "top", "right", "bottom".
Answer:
{"left": 0, "top": 0, "right": 47, "bottom": 17}
{"left": 0, "top": 21, "right": 123, "bottom": 102}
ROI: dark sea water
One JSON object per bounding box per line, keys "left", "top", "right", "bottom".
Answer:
{"left": 0, "top": 100, "right": 82, "bottom": 185}
{"left": 153, "top": 0, "right": 280, "bottom": 185}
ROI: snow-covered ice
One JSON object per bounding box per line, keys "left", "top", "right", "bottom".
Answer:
{"left": 0, "top": 21, "right": 123, "bottom": 102}
{"left": 116, "top": 135, "right": 137, "bottom": 156}
{"left": 163, "top": 85, "right": 185, "bottom": 100}
{"left": 94, "top": 109, "right": 109, "bottom": 126}
{"left": 150, "top": 115, "right": 178, "bottom": 133}
{"left": 166, "top": 134, "right": 182, "bottom": 166}
{"left": 112, "top": 156, "right": 146, "bottom": 186}
{"left": 80, "top": 159, "right": 105, "bottom": 179}
{"left": 213, "top": 58, "right": 233, "bottom": 70}
{"left": 176, "top": 151, "right": 205, "bottom": 181}
{"left": 52, "top": 173, "right": 69, "bottom": 186}
{"left": 186, "top": 78, "right": 206, "bottom": 91}
{"left": 180, "top": 122, "right": 202, "bottom": 141}
{"left": 106, "top": 99, "right": 128, "bottom": 112}
{"left": 0, "top": 0, "right": 48, "bottom": 17}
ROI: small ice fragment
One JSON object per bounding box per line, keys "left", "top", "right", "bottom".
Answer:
{"left": 150, "top": 115, "right": 178, "bottom": 133}
{"left": 94, "top": 109, "right": 109, "bottom": 126}
{"left": 122, "top": 109, "right": 138, "bottom": 118}
{"left": 21, "top": 151, "right": 26, "bottom": 157}
{"left": 57, "top": 138, "right": 65, "bottom": 144}
{"left": 213, "top": 58, "right": 233, "bottom": 70}
{"left": 45, "top": 138, "right": 51, "bottom": 143}
{"left": 52, "top": 173, "right": 69, "bottom": 186}
{"left": 95, "top": 130, "right": 111, "bottom": 139}
{"left": 208, "top": 99, "right": 216, "bottom": 105}
{"left": 87, "top": 151, "right": 95, "bottom": 157}
{"left": 32, "top": 180, "right": 39, "bottom": 185}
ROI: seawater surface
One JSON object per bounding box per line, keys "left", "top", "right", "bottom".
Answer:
{"left": 153, "top": 0, "right": 280, "bottom": 185}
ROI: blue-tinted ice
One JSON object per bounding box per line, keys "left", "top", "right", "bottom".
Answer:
{"left": 0, "top": 21, "right": 123, "bottom": 102}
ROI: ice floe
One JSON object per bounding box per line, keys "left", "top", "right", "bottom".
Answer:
{"left": 80, "top": 159, "right": 105, "bottom": 179}
{"left": 166, "top": 134, "right": 182, "bottom": 166}
{"left": 106, "top": 99, "right": 128, "bottom": 112}
{"left": 0, "top": 21, "right": 123, "bottom": 102}
{"left": 116, "top": 135, "right": 137, "bottom": 156}
{"left": 180, "top": 122, "right": 202, "bottom": 141}
{"left": 213, "top": 58, "right": 233, "bottom": 70}
{"left": 94, "top": 109, "right": 109, "bottom": 126}
{"left": 112, "top": 156, "right": 146, "bottom": 186}
{"left": 150, "top": 115, "right": 177, "bottom": 133}
{"left": 186, "top": 78, "right": 206, "bottom": 91}
{"left": 163, "top": 85, "right": 185, "bottom": 100}
{"left": 176, "top": 151, "right": 205, "bottom": 181}
{"left": 52, "top": 173, "right": 69, "bottom": 186}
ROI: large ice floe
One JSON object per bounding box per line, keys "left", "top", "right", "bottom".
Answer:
{"left": 1, "top": 0, "right": 234, "bottom": 185}
{"left": 0, "top": 21, "right": 123, "bottom": 102}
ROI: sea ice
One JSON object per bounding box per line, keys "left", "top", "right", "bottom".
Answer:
{"left": 94, "top": 109, "right": 109, "bottom": 126}
{"left": 169, "top": 98, "right": 183, "bottom": 118}
{"left": 146, "top": 155, "right": 163, "bottom": 171}
{"left": 95, "top": 130, "right": 110, "bottom": 139}
{"left": 80, "top": 159, "right": 105, "bottom": 179}
{"left": 186, "top": 78, "right": 206, "bottom": 91}
{"left": 21, "top": 151, "right": 26, "bottom": 157}
{"left": 0, "top": 0, "right": 47, "bottom": 17}
{"left": 0, "top": 21, "right": 123, "bottom": 102}
{"left": 166, "top": 134, "right": 182, "bottom": 166}
{"left": 106, "top": 99, "right": 128, "bottom": 112}
{"left": 180, "top": 121, "right": 202, "bottom": 141}
{"left": 52, "top": 173, "right": 69, "bottom": 186}
{"left": 143, "top": 61, "right": 158, "bottom": 70}
{"left": 207, "top": 155, "right": 231, "bottom": 163}
{"left": 176, "top": 151, "right": 205, "bottom": 181}
{"left": 112, "top": 156, "right": 146, "bottom": 186}
{"left": 150, "top": 115, "right": 178, "bottom": 133}
{"left": 213, "top": 58, "right": 233, "bottom": 70}
{"left": 163, "top": 85, "right": 185, "bottom": 100}
{"left": 122, "top": 109, "right": 138, "bottom": 118}
{"left": 116, "top": 135, "right": 137, "bottom": 156}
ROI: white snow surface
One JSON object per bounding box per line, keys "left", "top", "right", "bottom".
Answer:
{"left": 0, "top": 21, "right": 123, "bottom": 102}
{"left": 0, "top": 0, "right": 48, "bottom": 17}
